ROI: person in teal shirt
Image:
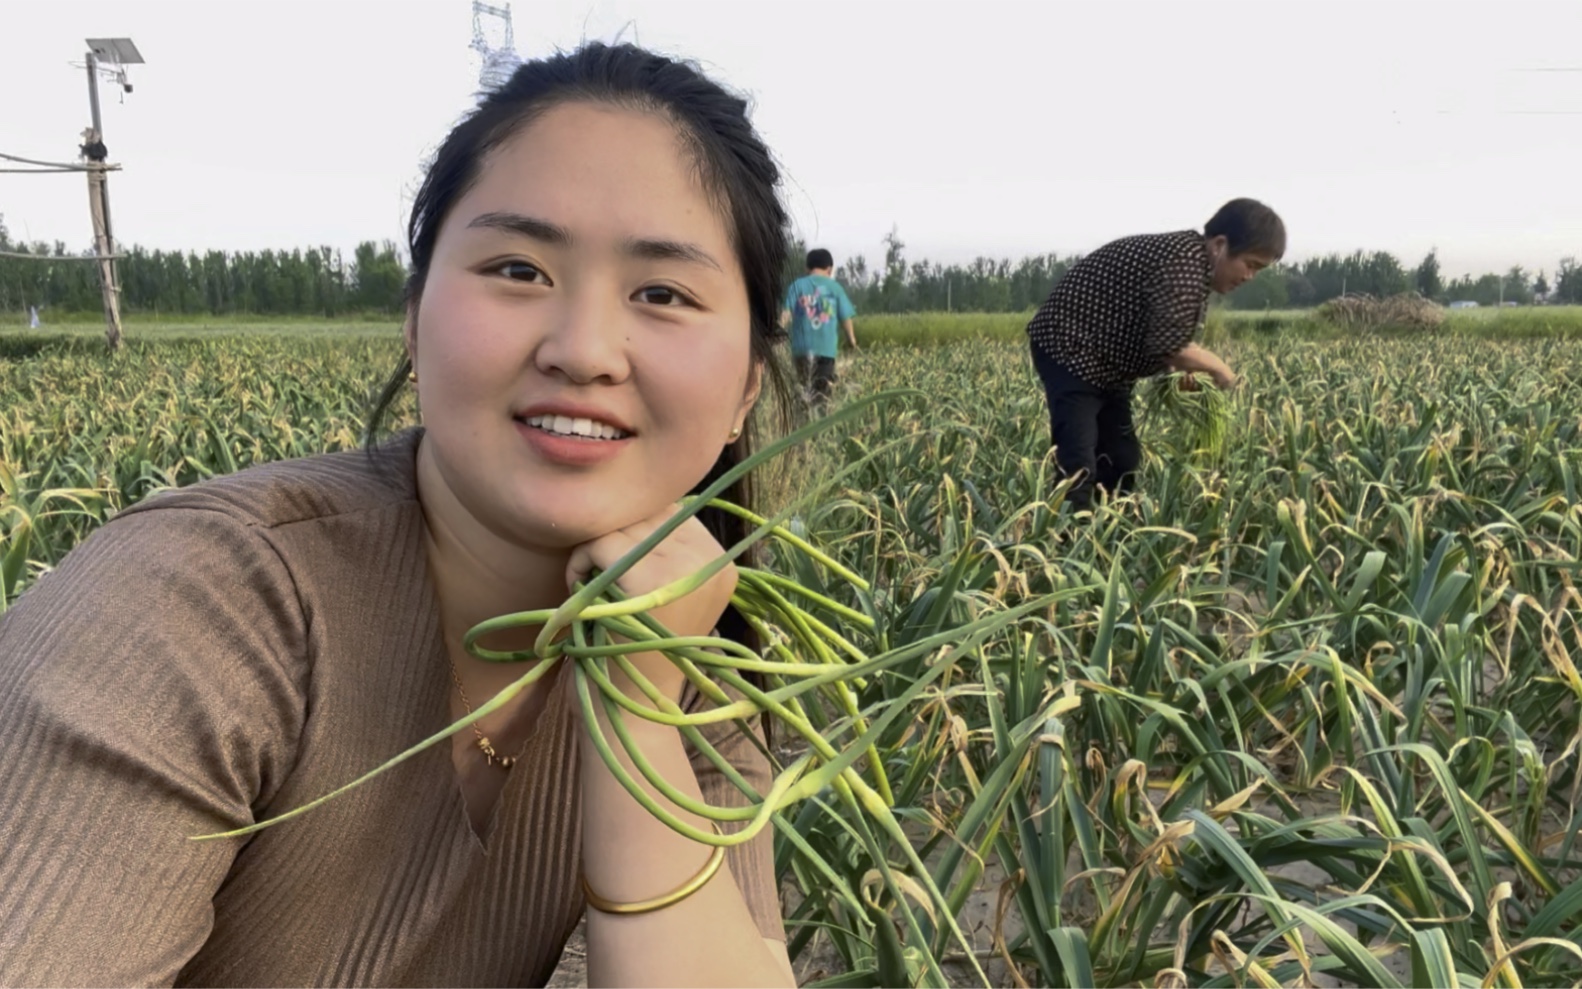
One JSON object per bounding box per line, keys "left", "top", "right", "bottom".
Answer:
{"left": 780, "top": 248, "right": 857, "bottom": 410}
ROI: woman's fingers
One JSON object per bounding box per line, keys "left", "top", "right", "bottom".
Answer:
{"left": 566, "top": 526, "right": 643, "bottom": 592}
{"left": 564, "top": 506, "right": 735, "bottom": 705}
{"left": 566, "top": 505, "right": 721, "bottom": 599}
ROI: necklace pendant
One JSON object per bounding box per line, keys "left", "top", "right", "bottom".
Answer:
{"left": 475, "top": 735, "right": 513, "bottom": 770}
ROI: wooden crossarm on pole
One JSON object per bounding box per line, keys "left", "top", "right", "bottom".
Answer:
{"left": 0, "top": 151, "right": 120, "bottom": 172}
{"left": 0, "top": 250, "right": 127, "bottom": 260}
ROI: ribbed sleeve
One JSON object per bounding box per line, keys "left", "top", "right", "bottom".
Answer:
{"left": 0, "top": 509, "right": 309, "bottom": 986}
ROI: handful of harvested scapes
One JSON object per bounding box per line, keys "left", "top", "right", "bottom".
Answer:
{"left": 195, "top": 390, "right": 1069, "bottom": 987}
{"left": 1142, "top": 370, "right": 1234, "bottom": 461}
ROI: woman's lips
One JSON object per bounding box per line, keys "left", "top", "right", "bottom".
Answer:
{"left": 513, "top": 416, "right": 632, "bottom": 467}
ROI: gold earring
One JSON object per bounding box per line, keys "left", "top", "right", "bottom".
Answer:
{"left": 407, "top": 371, "right": 418, "bottom": 384}
{"left": 728, "top": 426, "right": 742, "bottom": 441}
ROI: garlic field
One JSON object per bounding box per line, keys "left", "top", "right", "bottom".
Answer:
{"left": 2, "top": 327, "right": 1579, "bottom": 987}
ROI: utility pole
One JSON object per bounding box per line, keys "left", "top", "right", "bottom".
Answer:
{"left": 82, "top": 38, "right": 142, "bottom": 351}
{"left": 85, "top": 54, "right": 110, "bottom": 242}
{"left": 84, "top": 52, "right": 121, "bottom": 349}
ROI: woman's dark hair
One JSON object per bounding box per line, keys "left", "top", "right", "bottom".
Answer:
{"left": 366, "top": 42, "right": 797, "bottom": 654}
{"left": 1205, "top": 198, "right": 1286, "bottom": 260}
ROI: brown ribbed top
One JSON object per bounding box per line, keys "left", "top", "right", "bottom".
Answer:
{"left": 0, "top": 429, "right": 783, "bottom": 987}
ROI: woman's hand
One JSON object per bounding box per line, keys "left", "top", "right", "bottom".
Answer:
{"left": 1170, "top": 343, "right": 1238, "bottom": 391}
{"left": 565, "top": 504, "right": 737, "bottom": 704}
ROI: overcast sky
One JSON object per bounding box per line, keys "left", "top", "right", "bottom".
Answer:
{"left": 3, "top": 0, "right": 1579, "bottom": 281}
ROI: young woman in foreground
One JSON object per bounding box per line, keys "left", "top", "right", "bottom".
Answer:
{"left": 0, "top": 43, "right": 796, "bottom": 988}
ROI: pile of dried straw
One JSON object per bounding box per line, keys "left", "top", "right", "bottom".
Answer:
{"left": 1315, "top": 292, "right": 1447, "bottom": 333}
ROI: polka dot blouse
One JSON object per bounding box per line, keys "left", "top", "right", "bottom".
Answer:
{"left": 1026, "top": 230, "right": 1214, "bottom": 388}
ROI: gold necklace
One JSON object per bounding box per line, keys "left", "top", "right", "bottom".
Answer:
{"left": 447, "top": 655, "right": 517, "bottom": 770}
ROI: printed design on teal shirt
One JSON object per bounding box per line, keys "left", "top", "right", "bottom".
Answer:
{"left": 785, "top": 275, "right": 853, "bottom": 358}
{"left": 795, "top": 286, "right": 839, "bottom": 331}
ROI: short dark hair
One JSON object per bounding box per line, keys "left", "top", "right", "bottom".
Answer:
{"left": 1205, "top": 198, "right": 1286, "bottom": 260}
{"left": 805, "top": 248, "right": 834, "bottom": 271}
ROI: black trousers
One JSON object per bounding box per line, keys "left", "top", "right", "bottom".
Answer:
{"left": 796, "top": 354, "right": 837, "bottom": 408}
{"left": 1030, "top": 344, "right": 1140, "bottom": 509}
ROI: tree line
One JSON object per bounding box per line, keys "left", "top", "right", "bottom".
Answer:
{"left": 815, "top": 230, "right": 1582, "bottom": 314}
{"left": 0, "top": 216, "right": 405, "bottom": 317}
{"left": 1222, "top": 248, "right": 1582, "bottom": 311}
{"left": 5, "top": 212, "right": 1579, "bottom": 318}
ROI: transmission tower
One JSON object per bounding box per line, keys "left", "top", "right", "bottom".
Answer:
{"left": 470, "top": 2, "right": 521, "bottom": 92}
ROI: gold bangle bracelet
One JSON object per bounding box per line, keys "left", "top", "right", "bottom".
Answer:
{"left": 581, "top": 830, "right": 727, "bottom": 916}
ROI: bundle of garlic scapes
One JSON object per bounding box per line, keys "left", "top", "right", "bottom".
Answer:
{"left": 1142, "top": 370, "right": 1234, "bottom": 461}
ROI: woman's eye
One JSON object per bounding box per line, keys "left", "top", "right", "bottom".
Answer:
{"left": 636, "top": 285, "right": 693, "bottom": 307}
{"left": 492, "top": 261, "right": 548, "bottom": 284}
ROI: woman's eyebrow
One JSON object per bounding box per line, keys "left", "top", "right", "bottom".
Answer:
{"left": 623, "top": 237, "right": 723, "bottom": 273}
{"left": 466, "top": 211, "right": 572, "bottom": 245}
{"left": 464, "top": 212, "right": 721, "bottom": 273}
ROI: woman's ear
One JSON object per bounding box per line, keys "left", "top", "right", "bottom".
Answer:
{"left": 732, "top": 360, "right": 765, "bottom": 436}
{"left": 402, "top": 303, "right": 418, "bottom": 371}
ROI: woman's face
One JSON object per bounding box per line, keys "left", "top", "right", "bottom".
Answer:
{"left": 407, "top": 102, "right": 759, "bottom": 550}
{"left": 1208, "top": 237, "right": 1276, "bottom": 295}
